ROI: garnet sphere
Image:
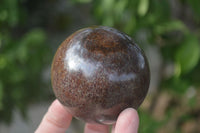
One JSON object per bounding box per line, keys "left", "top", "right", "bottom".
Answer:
{"left": 51, "top": 26, "right": 150, "bottom": 124}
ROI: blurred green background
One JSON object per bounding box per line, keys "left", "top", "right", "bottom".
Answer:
{"left": 0, "top": 0, "right": 200, "bottom": 132}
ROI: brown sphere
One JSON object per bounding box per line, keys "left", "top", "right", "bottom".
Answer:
{"left": 51, "top": 26, "right": 150, "bottom": 124}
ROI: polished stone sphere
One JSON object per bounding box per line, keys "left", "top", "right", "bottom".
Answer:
{"left": 51, "top": 26, "right": 150, "bottom": 124}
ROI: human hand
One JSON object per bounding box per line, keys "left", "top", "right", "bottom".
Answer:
{"left": 35, "top": 99, "right": 139, "bottom": 133}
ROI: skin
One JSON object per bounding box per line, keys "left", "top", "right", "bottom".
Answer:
{"left": 35, "top": 99, "right": 139, "bottom": 133}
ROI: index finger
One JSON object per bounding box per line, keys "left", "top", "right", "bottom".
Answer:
{"left": 35, "top": 99, "right": 72, "bottom": 133}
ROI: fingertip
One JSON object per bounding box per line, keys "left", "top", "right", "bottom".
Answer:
{"left": 35, "top": 99, "right": 72, "bottom": 133}
{"left": 49, "top": 99, "right": 68, "bottom": 116}
{"left": 114, "top": 108, "right": 139, "bottom": 133}
{"left": 47, "top": 99, "right": 73, "bottom": 128}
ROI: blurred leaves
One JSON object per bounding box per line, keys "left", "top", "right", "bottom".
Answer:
{"left": 0, "top": 28, "right": 50, "bottom": 122}
{"left": 164, "top": 77, "right": 190, "bottom": 95}
{"left": 0, "top": 0, "right": 51, "bottom": 123}
{"left": 0, "top": 10, "right": 8, "bottom": 22}
{"left": 17, "top": 29, "right": 46, "bottom": 63}
{"left": 155, "top": 20, "right": 188, "bottom": 35}
{"left": 138, "top": 0, "right": 149, "bottom": 17}
{"left": 0, "top": 81, "right": 3, "bottom": 110}
{"left": 71, "top": 0, "right": 91, "bottom": 3}
{"left": 139, "top": 111, "right": 162, "bottom": 133}
{"left": 175, "top": 35, "right": 200, "bottom": 75}
{"left": 187, "top": 0, "right": 200, "bottom": 18}
{"left": 0, "top": 0, "right": 19, "bottom": 27}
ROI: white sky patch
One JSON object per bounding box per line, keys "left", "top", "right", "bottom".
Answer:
{"left": 137, "top": 53, "right": 145, "bottom": 69}
{"left": 64, "top": 41, "right": 100, "bottom": 77}
{"left": 108, "top": 72, "right": 136, "bottom": 82}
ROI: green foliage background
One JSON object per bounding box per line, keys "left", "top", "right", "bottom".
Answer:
{"left": 0, "top": 0, "right": 200, "bottom": 132}
{"left": 0, "top": 0, "right": 52, "bottom": 123}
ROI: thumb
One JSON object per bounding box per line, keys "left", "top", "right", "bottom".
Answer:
{"left": 112, "top": 108, "right": 139, "bottom": 133}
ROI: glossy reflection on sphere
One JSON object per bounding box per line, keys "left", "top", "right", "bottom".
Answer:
{"left": 51, "top": 26, "right": 150, "bottom": 125}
